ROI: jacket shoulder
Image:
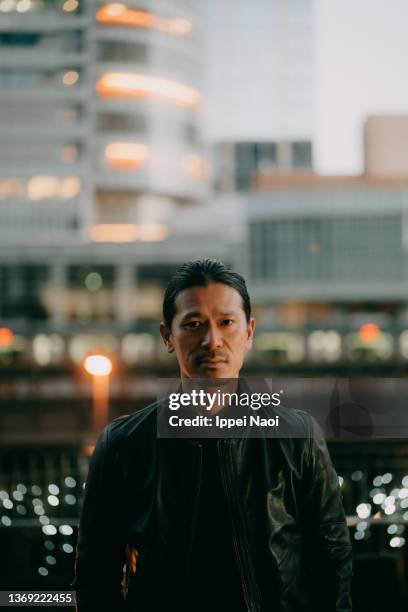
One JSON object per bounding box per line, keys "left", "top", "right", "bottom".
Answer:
{"left": 104, "top": 399, "right": 160, "bottom": 450}
{"left": 270, "top": 404, "right": 314, "bottom": 439}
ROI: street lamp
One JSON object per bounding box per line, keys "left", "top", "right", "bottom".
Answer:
{"left": 84, "top": 355, "right": 113, "bottom": 435}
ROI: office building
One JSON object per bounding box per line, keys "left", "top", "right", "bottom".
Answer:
{"left": 203, "top": 0, "right": 315, "bottom": 190}
{"left": 0, "top": 0, "right": 226, "bottom": 334}
{"left": 0, "top": 0, "right": 206, "bottom": 245}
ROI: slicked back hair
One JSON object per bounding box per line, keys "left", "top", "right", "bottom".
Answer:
{"left": 162, "top": 258, "right": 251, "bottom": 329}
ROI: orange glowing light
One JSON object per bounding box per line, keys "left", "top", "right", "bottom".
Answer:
{"left": 90, "top": 224, "right": 139, "bottom": 243}
{"left": 96, "top": 4, "right": 192, "bottom": 36}
{"left": 90, "top": 223, "right": 168, "bottom": 243}
{"left": 359, "top": 323, "right": 381, "bottom": 344}
{"left": 96, "top": 73, "right": 200, "bottom": 108}
{"left": 137, "top": 224, "right": 168, "bottom": 241}
{"left": 105, "top": 142, "right": 148, "bottom": 169}
{"left": 84, "top": 356, "right": 112, "bottom": 434}
{"left": 84, "top": 354, "right": 112, "bottom": 376}
{"left": 0, "top": 327, "right": 14, "bottom": 348}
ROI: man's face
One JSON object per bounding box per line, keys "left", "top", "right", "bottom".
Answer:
{"left": 160, "top": 282, "right": 255, "bottom": 379}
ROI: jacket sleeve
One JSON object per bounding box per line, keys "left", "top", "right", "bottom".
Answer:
{"left": 72, "top": 425, "right": 126, "bottom": 611}
{"left": 301, "top": 416, "right": 353, "bottom": 612}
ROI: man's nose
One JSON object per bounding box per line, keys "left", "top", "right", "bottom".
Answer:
{"left": 201, "top": 324, "right": 223, "bottom": 349}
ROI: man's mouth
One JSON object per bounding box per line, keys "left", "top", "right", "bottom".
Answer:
{"left": 198, "top": 357, "right": 227, "bottom": 365}
{"left": 202, "top": 360, "right": 224, "bottom": 364}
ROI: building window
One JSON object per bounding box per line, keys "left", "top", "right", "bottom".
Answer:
{"left": 257, "top": 142, "right": 278, "bottom": 171}
{"left": 97, "top": 40, "right": 148, "bottom": 63}
{"left": 235, "top": 142, "right": 257, "bottom": 191}
{"left": 0, "top": 68, "right": 82, "bottom": 88}
{"left": 0, "top": 265, "right": 49, "bottom": 320}
{"left": 97, "top": 112, "right": 148, "bottom": 133}
{"left": 250, "top": 213, "right": 403, "bottom": 284}
{"left": 291, "top": 141, "right": 312, "bottom": 169}
{"left": 184, "top": 122, "right": 198, "bottom": 144}
{"left": 0, "top": 32, "right": 41, "bottom": 46}
{"left": 0, "top": 31, "right": 83, "bottom": 52}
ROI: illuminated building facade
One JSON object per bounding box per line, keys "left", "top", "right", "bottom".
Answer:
{"left": 0, "top": 0, "right": 205, "bottom": 246}
{"left": 0, "top": 0, "right": 90, "bottom": 244}
{"left": 234, "top": 175, "right": 408, "bottom": 367}
{"left": 3, "top": 2, "right": 408, "bottom": 373}
{"left": 92, "top": 0, "right": 206, "bottom": 234}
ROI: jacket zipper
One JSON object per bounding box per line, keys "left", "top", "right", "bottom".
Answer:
{"left": 217, "top": 439, "right": 261, "bottom": 612}
{"left": 179, "top": 441, "right": 203, "bottom": 609}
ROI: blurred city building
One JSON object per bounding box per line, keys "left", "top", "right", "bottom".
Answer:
{"left": 238, "top": 173, "right": 408, "bottom": 368}
{"left": 0, "top": 0, "right": 89, "bottom": 245}
{"left": 0, "top": 0, "right": 317, "bottom": 379}
{"left": 364, "top": 115, "right": 408, "bottom": 178}
{"left": 0, "top": 0, "right": 206, "bottom": 247}
{"left": 203, "top": 0, "right": 315, "bottom": 190}
{"left": 213, "top": 140, "right": 313, "bottom": 192}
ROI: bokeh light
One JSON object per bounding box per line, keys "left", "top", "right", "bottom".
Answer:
{"left": 84, "top": 355, "right": 112, "bottom": 376}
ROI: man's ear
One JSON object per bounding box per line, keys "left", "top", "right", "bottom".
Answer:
{"left": 160, "top": 321, "right": 175, "bottom": 353}
{"left": 245, "top": 318, "right": 256, "bottom": 350}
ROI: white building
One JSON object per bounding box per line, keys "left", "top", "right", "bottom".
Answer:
{"left": 203, "top": 0, "right": 315, "bottom": 189}
{"left": 204, "top": 0, "right": 314, "bottom": 142}
{"left": 0, "top": 0, "right": 206, "bottom": 245}
{"left": 0, "top": 0, "right": 91, "bottom": 244}
{"left": 0, "top": 0, "right": 229, "bottom": 333}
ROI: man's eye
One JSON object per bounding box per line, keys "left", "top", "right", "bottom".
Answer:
{"left": 184, "top": 321, "right": 201, "bottom": 329}
{"left": 221, "top": 319, "right": 234, "bottom": 326}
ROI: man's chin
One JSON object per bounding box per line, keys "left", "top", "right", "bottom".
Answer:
{"left": 195, "top": 364, "right": 231, "bottom": 378}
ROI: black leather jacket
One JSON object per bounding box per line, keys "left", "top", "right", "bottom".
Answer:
{"left": 73, "top": 399, "right": 353, "bottom": 611}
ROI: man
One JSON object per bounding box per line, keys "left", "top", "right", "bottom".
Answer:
{"left": 73, "top": 258, "right": 353, "bottom": 611}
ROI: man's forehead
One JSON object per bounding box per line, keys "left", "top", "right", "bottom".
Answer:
{"left": 174, "top": 283, "right": 244, "bottom": 313}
